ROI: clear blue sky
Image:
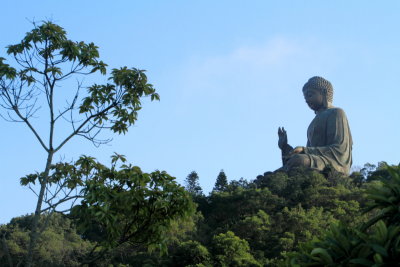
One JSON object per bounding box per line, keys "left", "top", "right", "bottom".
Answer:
{"left": 1, "top": 1, "right": 400, "bottom": 223}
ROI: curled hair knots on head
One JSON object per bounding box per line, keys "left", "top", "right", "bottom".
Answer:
{"left": 303, "top": 76, "right": 334, "bottom": 104}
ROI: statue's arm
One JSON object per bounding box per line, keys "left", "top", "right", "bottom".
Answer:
{"left": 281, "top": 143, "right": 293, "bottom": 156}
{"left": 278, "top": 127, "right": 293, "bottom": 165}
{"left": 281, "top": 144, "right": 293, "bottom": 165}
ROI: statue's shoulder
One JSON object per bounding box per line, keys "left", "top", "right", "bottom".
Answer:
{"left": 327, "top": 107, "right": 347, "bottom": 117}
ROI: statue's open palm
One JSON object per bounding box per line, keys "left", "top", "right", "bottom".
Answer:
{"left": 278, "top": 127, "right": 288, "bottom": 150}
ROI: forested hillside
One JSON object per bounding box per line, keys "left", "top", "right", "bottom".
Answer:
{"left": 1, "top": 162, "right": 399, "bottom": 266}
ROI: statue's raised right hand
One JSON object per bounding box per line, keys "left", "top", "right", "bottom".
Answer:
{"left": 278, "top": 127, "right": 288, "bottom": 150}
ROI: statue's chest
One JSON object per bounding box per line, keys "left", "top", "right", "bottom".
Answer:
{"left": 307, "top": 113, "right": 329, "bottom": 145}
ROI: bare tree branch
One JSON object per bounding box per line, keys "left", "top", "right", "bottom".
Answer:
{"left": 12, "top": 106, "right": 48, "bottom": 152}
{"left": 54, "top": 103, "right": 116, "bottom": 153}
{"left": 41, "top": 195, "right": 83, "bottom": 213}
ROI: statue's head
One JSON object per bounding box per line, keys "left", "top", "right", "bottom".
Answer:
{"left": 302, "top": 76, "right": 333, "bottom": 111}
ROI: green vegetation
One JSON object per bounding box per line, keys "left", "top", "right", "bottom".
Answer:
{"left": 213, "top": 170, "right": 229, "bottom": 192}
{"left": 286, "top": 164, "right": 400, "bottom": 266}
{"left": 2, "top": 161, "right": 398, "bottom": 266}
{"left": 185, "top": 171, "right": 204, "bottom": 198}
{"left": 0, "top": 214, "right": 93, "bottom": 266}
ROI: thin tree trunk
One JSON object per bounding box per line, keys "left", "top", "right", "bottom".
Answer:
{"left": 25, "top": 151, "right": 53, "bottom": 267}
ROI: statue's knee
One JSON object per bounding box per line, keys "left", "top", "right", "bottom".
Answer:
{"left": 290, "top": 154, "right": 302, "bottom": 166}
{"left": 287, "top": 154, "right": 310, "bottom": 168}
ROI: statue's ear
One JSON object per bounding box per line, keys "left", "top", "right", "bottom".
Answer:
{"left": 322, "top": 88, "right": 328, "bottom": 108}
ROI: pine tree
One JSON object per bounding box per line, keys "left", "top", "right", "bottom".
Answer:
{"left": 184, "top": 171, "right": 203, "bottom": 197}
{"left": 213, "top": 170, "right": 228, "bottom": 192}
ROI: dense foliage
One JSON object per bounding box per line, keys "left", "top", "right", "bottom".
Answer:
{"left": 1, "top": 156, "right": 194, "bottom": 266}
{"left": 3, "top": 162, "right": 398, "bottom": 266}
{"left": 286, "top": 164, "right": 400, "bottom": 266}
{"left": 0, "top": 214, "right": 93, "bottom": 266}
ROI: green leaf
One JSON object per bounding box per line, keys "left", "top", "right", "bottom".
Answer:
{"left": 370, "top": 244, "right": 388, "bottom": 257}
{"left": 373, "top": 253, "right": 383, "bottom": 263}
{"left": 349, "top": 258, "right": 374, "bottom": 266}
{"left": 310, "top": 248, "right": 333, "bottom": 263}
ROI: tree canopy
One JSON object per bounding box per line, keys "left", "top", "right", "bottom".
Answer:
{"left": 0, "top": 21, "right": 190, "bottom": 266}
{"left": 213, "top": 170, "right": 228, "bottom": 192}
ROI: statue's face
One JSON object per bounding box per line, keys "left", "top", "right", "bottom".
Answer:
{"left": 303, "top": 88, "right": 324, "bottom": 111}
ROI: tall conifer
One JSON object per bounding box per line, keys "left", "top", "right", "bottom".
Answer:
{"left": 184, "top": 171, "right": 203, "bottom": 196}
{"left": 213, "top": 170, "right": 228, "bottom": 192}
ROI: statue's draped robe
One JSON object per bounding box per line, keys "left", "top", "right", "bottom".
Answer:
{"left": 281, "top": 107, "right": 352, "bottom": 174}
{"left": 303, "top": 107, "right": 352, "bottom": 174}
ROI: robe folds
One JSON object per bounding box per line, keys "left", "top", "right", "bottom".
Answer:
{"left": 303, "top": 107, "right": 352, "bottom": 174}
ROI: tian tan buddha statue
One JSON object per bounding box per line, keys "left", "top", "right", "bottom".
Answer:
{"left": 278, "top": 76, "right": 352, "bottom": 175}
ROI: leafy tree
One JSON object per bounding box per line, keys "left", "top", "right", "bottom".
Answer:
{"left": 361, "top": 163, "right": 377, "bottom": 179}
{"left": 172, "top": 241, "right": 211, "bottom": 267}
{"left": 84, "top": 212, "right": 203, "bottom": 266}
{"left": 350, "top": 162, "right": 391, "bottom": 187}
{"left": 0, "top": 20, "right": 161, "bottom": 266}
{"left": 165, "top": 212, "right": 203, "bottom": 246}
{"left": 213, "top": 170, "right": 228, "bottom": 192}
{"left": 286, "top": 164, "right": 400, "bottom": 266}
{"left": 211, "top": 231, "right": 261, "bottom": 267}
{"left": 0, "top": 213, "right": 93, "bottom": 266}
{"left": 19, "top": 154, "right": 193, "bottom": 264}
{"left": 197, "top": 168, "right": 370, "bottom": 264}
{"left": 227, "top": 178, "right": 251, "bottom": 192}
{"left": 365, "top": 161, "right": 390, "bottom": 182}
{"left": 185, "top": 171, "right": 203, "bottom": 197}
{"left": 203, "top": 187, "right": 285, "bottom": 237}
{"left": 231, "top": 210, "right": 271, "bottom": 256}
{"left": 273, "top": 205, "right": 337, "bottom": 253}
{"left": 362, "top": 164, "right": 400, "bottom": 229}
